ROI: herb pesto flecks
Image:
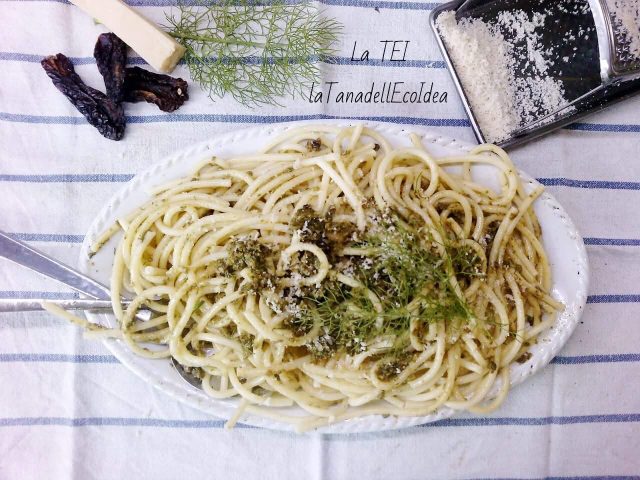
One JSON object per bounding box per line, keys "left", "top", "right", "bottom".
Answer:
{"left": 282, "top": 207, "right": 483, "bottom": 365}
{"left": 213, "top": 205, "right": 485, "bottom": 377}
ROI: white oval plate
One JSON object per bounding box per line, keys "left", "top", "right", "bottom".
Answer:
{"left": 79, "top": 120, "right": 589, "bottom": 433}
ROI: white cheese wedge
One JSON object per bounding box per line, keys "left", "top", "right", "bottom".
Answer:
{"left": 69, "top": 0, "right": 186, "bottom": 73}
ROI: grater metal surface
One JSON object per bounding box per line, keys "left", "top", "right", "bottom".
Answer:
{"left": 599, "top": 0, "right": 640, "bottom": 78}
{"left": 431, "top": 0, "right": 640, "bottom": 148}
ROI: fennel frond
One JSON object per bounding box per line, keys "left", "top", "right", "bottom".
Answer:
{"left": 166, "top": 1, "right": 342, "bottom": 107}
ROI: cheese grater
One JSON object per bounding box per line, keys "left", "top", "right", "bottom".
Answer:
{"left": 430, "top": 0, "right": 640, "bottom": 148}
{"left": 598, "top": 0, "right": 640, "bottom": 77}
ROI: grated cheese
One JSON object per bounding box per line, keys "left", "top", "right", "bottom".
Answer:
{"left": 436, "top": 10, "right": 570, "bottom": 143}
{"left": 608, "top": 0, "right": 640, "bottom": 59}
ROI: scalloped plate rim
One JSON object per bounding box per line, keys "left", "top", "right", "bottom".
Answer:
{"left": 78, "top": 119, "right": 589, "bottom": 434}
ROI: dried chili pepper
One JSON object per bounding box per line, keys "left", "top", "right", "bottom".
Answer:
{"left": 43, "top": 33, "right": 188, "bottom": 141}
{"left": 41, "top": 54, "right": 125, "bottom": 141}
{"left": 123, "top": 66, "right": 189, "bottom": 112}
{"left": 94, "top": 32, "right": 189, "bottom": 112}
{"left": 94, "top": 32, "right": 127, "bottom": 103}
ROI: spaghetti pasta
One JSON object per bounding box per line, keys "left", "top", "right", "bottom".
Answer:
{"left": 88, "top": 125, "right": 562, "bottom": 432}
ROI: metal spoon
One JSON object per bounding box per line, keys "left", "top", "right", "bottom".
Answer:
{"left": 0, "top": 231, "right": 201, "bottom": 390}
{"left": 0, "top": 231, "right": 150, "bottom": 321}
{"left": 0, "top": 298, "right": 132, "bottom": 313}
{"left": 171, "top": 357, "right": 204, "bottom": 390}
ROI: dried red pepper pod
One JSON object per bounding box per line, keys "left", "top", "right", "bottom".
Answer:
{"left": 94, "top": 32, "right": 128, "bottom": 103}
{"left": 41, "top": 54, "right": 126, "bottom": 141}
{"left": 123, "top": 66, "right": 189, "bottom": 112}
{"left": 94, "top": 32, "right": 188, "bottom": 112}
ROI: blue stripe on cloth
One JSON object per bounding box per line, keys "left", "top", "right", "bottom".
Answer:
{"left": 3, "top": 111, "right": 640, "bottom": 133}
{"left": 1, "top": 174, "right": 639, "bottom": 193}
{"left": 1, "top": 352, "right": 638, "bottom": 365}
{"left": 1, "top": 112, "right": 88, "bottom": 125}
{"left": 6, "top": 232, "right": 84, "bottom": 243}
{"left": 305, "top": 0, "right": 439, "bottom": 8}
{"left": 0, "top": 291, "right": 79, "bottom": 299}
{"left": 427, "top": 413, "right": 640, "bottom": 427}
{"left": 0, "top": 52, "right": 446, "bottom": 69}
{"left": 0, "top": 52, "right": 147, "bottom": 66}
{"left": 1, "top": 413, "right": 639, "bottom": 429}
{"left": 564, "top": 123, "right": 640, "bottom": 133}
{"left": 324, "top": 57, "right": 446, "bottom": 68}
{"left": 117, "top": 118, "right": 640, "bottom": 132}
{"left": 551, "top": 353, "right": 640, "bottom": 364}
{"left": 584, "top": 238, "right": 640, "bottom": 246}
{"left": 0, "top": 112, "right": 473, "bottom": 127}
{"left": 587, "top": 295, "right": 640, "bottom": 304}
{"left": 1, "top": 0, "right": 441, "bottom": 10}
{"left": 0, "top": 353, "right": 119, "bottom": 363}
{"left": 0, "top": 173, "right": 135, "bottom": 182}
{"left": 0, "top": 417, "right": 232, "bottom": 428}
{"left": 537, "top": 178, "right": 640, "bottom": 190}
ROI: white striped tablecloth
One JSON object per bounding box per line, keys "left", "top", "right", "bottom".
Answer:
{"left": 1, "top": 1, "right": 639, "bottom": 479}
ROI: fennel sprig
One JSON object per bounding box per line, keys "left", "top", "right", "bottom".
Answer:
{"left": 165, "top": 1, "right": 342, "bottom": 106}
{"left": 298, "top": 215, "right": 480, "bottom": 359}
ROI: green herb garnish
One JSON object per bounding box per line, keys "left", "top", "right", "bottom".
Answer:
{"left": 295, "top": 211, "right": 480, "bottom": 360}
{"left": 166, "top": 1, "right": 342, "bottom": 106}
{"left": 214, "top": 236, "right": 277, "bottom": 293}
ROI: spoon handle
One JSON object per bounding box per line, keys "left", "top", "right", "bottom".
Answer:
{"left": 0, "top": 298, "right": 132, "bottom": 313}
{"left": 0, "top": 231, "right": 111, "bottom": 300}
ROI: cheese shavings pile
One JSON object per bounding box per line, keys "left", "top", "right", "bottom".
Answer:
{"left": 436, "top": 10, "right": 569, "bottom": 143}
{"left": 608, "top": 0, "right": 640, "bottom": 60}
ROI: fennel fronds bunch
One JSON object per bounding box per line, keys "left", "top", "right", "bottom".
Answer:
{"left": 297, "top": 216, "right": 480, "bottom": 359}
{"left": 166, "top": 1, "right": 342, "bottom": 107}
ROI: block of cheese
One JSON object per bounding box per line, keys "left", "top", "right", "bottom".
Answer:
{"left": 69, "top": 0, "right": 186, "bottom": 73}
